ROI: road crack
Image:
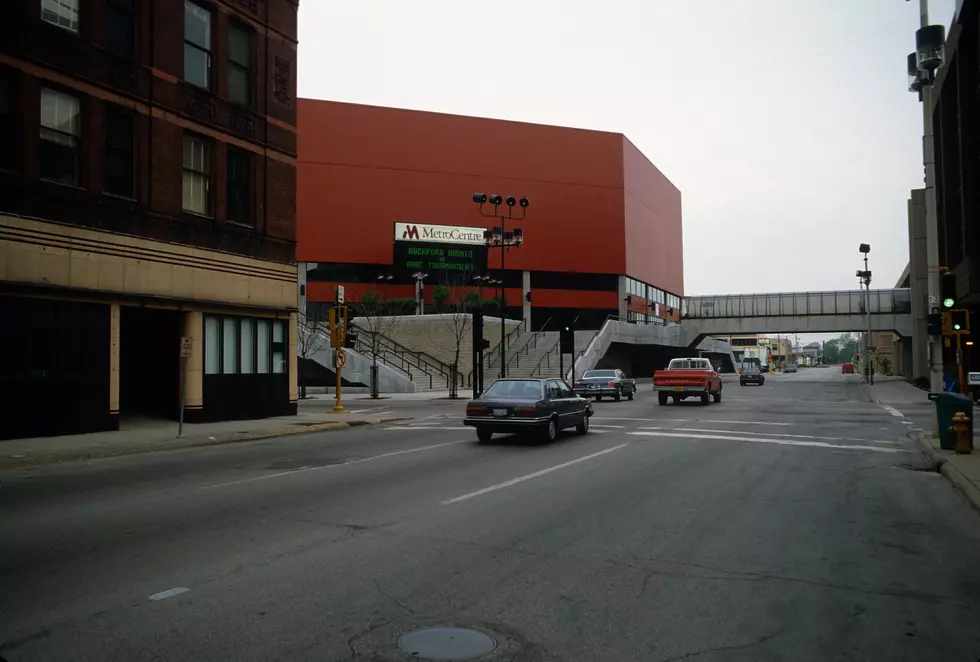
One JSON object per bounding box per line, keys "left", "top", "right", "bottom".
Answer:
{"left": 656, "top": 626, "right": 786, "bottom": 661}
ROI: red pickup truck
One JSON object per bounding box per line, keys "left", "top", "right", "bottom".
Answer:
{"left": 653, "top": 358, "right": 723, "bottom": 405}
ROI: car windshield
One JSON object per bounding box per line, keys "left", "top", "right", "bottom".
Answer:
{"left": 583, "top": 370, "right": 616, "bottom": 378}
{"left": 482, "top": 380, "right": 543, "bottom": 399}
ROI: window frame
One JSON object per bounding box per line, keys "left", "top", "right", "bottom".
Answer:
{"left": 227, "top": 20, "right": 254, "bottom": 107}
{"left": 0, "top": 74, "right": 17, "bottom": 173}
{"left": 226, "top": 146, "right": 252, "bottom": 226}
{"left": 204, "top": 315, "right": 285, "bottom": 377}
{"left": 182, "top": 133, "right": 212, "bottom": 216}
{"left": 183, "top": 0, "right": 213, "bottom": 90}
{"left": 39, "top": 86, "right": 81, "bottom": 186}
{"left": 103, "top": 104, "right": 135, "bottom": 198}
{"left": 105, "top": 0, "right": 135, "bottom": 57}
{"left": 41, "top": 0, "right": 79, "bottom": 33}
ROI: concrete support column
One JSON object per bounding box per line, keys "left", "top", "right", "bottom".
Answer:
{"left": 109, "top": 302, "right": 120, "bottom": 427}
{"left": 288, "top": 312, "right": 299, "bottom": 408}
{"left": 618, "top": 275, "right": 628, "bottom": 318}
{"left": 522, "top": 270, "right": 531, "bottom": 331}
{"left": 182, "top": 310, "right": 204, "bottom": 415}
{"left": 908, "top": 189, "right": 928, "bottom": 382}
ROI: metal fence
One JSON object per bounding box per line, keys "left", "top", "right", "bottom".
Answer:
{"left": 682, "top": 289, "right": 912, "bottom": 319}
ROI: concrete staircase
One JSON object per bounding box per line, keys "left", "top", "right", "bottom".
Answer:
{"left": 352, "top": 329, "right": 458, "bottom": 392}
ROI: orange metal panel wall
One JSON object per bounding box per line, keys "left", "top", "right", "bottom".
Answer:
{"left": 297, "top": 100, "right": 627, "bottom": 275}
{"left": 621, "top": 137, "right": 684, "bottom": 296}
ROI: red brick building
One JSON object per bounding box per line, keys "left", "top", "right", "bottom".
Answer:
{"left": 0, "top": 0, "right": 299, "bottom": 439}
{"left": 297, "top": 100, "right": 684, "bottom": 330}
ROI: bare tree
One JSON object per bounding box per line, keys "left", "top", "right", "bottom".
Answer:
{"left": 440, "top": 278, "right": 484, "bottom": 399}
{"left": 352, "top": 290, "right": 401, "bottom": 398}
{"left": 297, "top": 309, "right": 331, "bottom": 399}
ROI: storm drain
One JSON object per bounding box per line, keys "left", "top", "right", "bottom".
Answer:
{"left": 397, "top": 627, "right": 496, "bottom": 660}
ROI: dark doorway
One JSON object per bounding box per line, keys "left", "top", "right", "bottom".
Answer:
{"left": 119, "top": 306, "right": 182, "bottom": 419}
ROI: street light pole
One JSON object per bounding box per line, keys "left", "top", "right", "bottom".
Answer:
{"left": 921, "top": 1, "right": 943, "bottom": 400}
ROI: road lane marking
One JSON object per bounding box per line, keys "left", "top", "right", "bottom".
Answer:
{"left": 200, "top": 439, "right": 470, "bottom": 490}
{"left": 880, "top": 405, "right": 905, "bottom": 418}
{"left": 637, "top": 427, "right": 904, "bottom": 445}
{"left": 628, "top": 431, "right": 906, "bottom": 453}
{"left": 442, "top": 444, "right": 630, "bottom": 505}
{"left": 695, "top": 420, "right": 792, "bottom": 426}
{"left": 149, "top": 587, "right": 190, "bottom": 601}
{"left": 590, "top": 424, "right": 625, "bottom": 428}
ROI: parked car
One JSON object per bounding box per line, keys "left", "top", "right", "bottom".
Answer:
{"left": 464, "top": 378, "right": 593, "bottom": 443}
{"left": 572, "top": 369, "right": 636, "bottom": 401}
{"left": 783, "top": 363, "right": 798, "bottom": 373}
{"left": 740, "top": 368, "right": 766, "bottom": 386}
{"left": 653, "top": 357, "right": 723, "bottom": 405}
{"left": 841, "top": 362, "right": 855, "bottom": 374}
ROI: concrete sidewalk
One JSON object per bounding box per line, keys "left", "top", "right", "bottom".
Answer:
{"left": 0, "top": 409, "right": 412, "bottom": 471}
{"left": 865, "top": 377, "right": 980, "bottom": 514}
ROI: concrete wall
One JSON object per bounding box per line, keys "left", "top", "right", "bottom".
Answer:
{"left": 908, "top": 189, "right": 928, "bottom": 382}
{"left": 357, "top": 314, "right": 521, "bottom": 376}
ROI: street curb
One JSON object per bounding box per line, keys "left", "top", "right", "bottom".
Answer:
{"left": 0, "top": 416, "right": 414, "bottom": 471}
{"left": 912, "top": 430, "right": 980, "bottom": 516}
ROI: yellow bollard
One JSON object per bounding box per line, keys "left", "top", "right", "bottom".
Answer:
{"left": 951, "top": 412, "right": 972, "bottom": 454}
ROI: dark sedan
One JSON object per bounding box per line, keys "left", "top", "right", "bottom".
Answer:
{"left": 572, "top": 369, "right": 636, "bottom": 401}
{"left": 464, "top": 378, "right": 593, "bottom": 443}
{"left": 740, "top": 368, "right": 766, "bottom": 386}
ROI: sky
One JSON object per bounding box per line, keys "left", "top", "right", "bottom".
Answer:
{"left": 297, "top": 0, "right": 957, "bottom": 299}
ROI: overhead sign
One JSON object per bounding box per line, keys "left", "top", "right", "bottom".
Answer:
{"left": 968, "top": 372, "right": 980, "bottom": 385}
{"left": 393, "top": 241, "right": 487, "bottom": 277}
{"left": 394, "top": 222, "right": 487, "bottom": 246}
{"left": 336, "top": 285, "right": 345, "bottom": 304}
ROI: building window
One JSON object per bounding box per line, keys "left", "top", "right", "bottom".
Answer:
{"left": 226, "top": 147, "right": 251, "bottom": 225}
{"left": 104, "top": 105, "right": 134, "bottom": 197}
{"left": 204, "top": 315, "right": 286, "bottom": 376}
{"left": 0, "top": 76, "right": 16, "bottom": 172}
{"left": 105, "top": 0, "right": 134, "bottom": 56}
{"left": 182, "top": 135, "right": 210, "bottom": 215}
{"left": 228, "top": 21, "right": 253, "bottom": 107}
{"left": 41, "top": 0, "right": 79, "bottom": 33}
{"left": 39, "top": 87, "right": 80, "bottom": 185}
{"left": 183, "top": 1, "right": 212, "bottom": 90}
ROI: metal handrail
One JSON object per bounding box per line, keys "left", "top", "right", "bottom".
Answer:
{"left": 352, "top": 322, "right": 461, "bottom": 388}
{"left": 485, "top": 322, "right": 522, "bottom": 368}
{"left": 354, "top": 334, "right": 434, "bottom": 387}
{"left": 529, "top": 335, "right": 560, "bottom": 378}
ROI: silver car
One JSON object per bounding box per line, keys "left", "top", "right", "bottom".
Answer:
{"left": 784, "top": 364, "right": 798, "bottom": 373}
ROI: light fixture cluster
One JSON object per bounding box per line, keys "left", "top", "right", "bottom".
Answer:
{"left": 907, "top": 24, "right": 945, "bottom": 93}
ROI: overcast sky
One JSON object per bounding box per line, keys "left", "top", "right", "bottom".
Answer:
{"left": 298, "top": 0, "right": 956, "bottom": 298}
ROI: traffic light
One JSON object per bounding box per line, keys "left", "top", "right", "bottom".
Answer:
{"left": 928, "top": 311, "right": 943, "bottom": 335}
{"left": 560, "top": 320, "right": 575, "bottom": 354}
{"left": 478, "top": 338, "right": 491, "bottom": 351}
{"left": 472, "top": 308, "right": 487, "bottom": 353}
{"left": 941, "top": 268, "right": 956, "bottom": 309}
{"left": 951, "top": 309, "right": 970, "bottom": 333}
{"left": 344, "top": 330, "right": 358, "bottom": 348}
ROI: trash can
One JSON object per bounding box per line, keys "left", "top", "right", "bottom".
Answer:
{"left": 928, "top": 392, "right": 974, "bottom": 450}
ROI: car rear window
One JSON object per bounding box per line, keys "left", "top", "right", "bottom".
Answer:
{"left": 482, "top": 380, "right": 543, "bottom": 398}
{"left": 583, "top": 370, "right": 616, "bottom": 378}
{"left": 669, "top": 360, "right": 710, "bottom": 370}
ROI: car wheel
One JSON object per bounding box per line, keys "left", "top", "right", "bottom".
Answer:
{"left": 740, "top": 381, "right": 746, "bottom": 386}
{"left": 543, "top": 417, "right": 558, "bottom": 442}
{"left": 713, "top": 387, "right": 722, "bottom": 403}
{"left": 595, "top": 395, "right": 602, "bottom": 401}
{"left": 627, "top": 388, "right": 634, "bottom": 401}
{"left": 700, "top": 391, "right": 710, "bottom": 405}
{"left": 614, "top": 389, "right": 621, "bottom": 402}
{"left": 476, "top": 428, "right": 492, "bottom": 443}
{"left": 760, "top": 379, "right": 765, "bottom": 386}
{"left": 576, "top": 415, "right": 590, "bottom": 434}
{"left": 658, "top": 392, "right": 668, "bottom": 406}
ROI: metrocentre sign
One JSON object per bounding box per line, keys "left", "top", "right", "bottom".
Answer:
{"left": 394, "top": 222, "right": 487, "bottom": 246}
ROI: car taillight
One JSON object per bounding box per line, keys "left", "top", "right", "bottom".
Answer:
{"left": 514, "top": 407, "right": 537, "bottom": 417}
{"left": 573, "top": 383, "right": 579, "bottom": 388}
{"left": 466, "top": 406, "right": 485, "bottom": 416}
{"left": 608, "top": 381, "right": 616, "bottom": 387}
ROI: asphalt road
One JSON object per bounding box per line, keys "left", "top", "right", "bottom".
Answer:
{"left": 3, "top": 369, "right": 980, "bottom": 661}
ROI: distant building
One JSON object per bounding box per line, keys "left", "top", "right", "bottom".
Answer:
{"left": 0, "top": 0, "right": 300, "bottom": 439}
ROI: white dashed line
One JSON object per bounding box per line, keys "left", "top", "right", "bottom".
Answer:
{"left": 149, "top": 587, "right": 190, "bottom": 601}
{"left": 442, "top": 444, "right": 629, "bottom": 505}
{"left": 637, "top": 427, "right": 904, "bottom": 445}
{"left": 590, "top": 424, "right": 626, "bottom": 429}
{"left": 880, "top": 405, "right": 905, "bottom": 418}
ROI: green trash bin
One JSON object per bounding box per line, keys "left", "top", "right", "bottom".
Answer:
{"left": 928, "top": 392, "right": 974, "bottom": 450}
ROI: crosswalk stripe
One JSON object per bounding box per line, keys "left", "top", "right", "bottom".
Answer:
{"left": 637, "top": 427, "right": 904, "bottom": 445}
{"left": 628, "top": 430, "right": 907, "bottom": 453}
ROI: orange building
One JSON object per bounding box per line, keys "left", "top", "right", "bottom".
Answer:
{"left": 297, "top": 99, "right": 683, "bottom": 330}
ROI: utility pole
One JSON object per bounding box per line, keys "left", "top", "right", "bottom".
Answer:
{"left": 918, "top": 0, "right": 945, "bottom": 404}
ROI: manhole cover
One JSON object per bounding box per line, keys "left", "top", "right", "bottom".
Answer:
{"left": 397, "top": 627, "right": 496, "bottom": 660}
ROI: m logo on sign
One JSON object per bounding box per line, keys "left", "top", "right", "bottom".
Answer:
{"left": 402, "top": 225, "right": 421, "bottom": 240}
